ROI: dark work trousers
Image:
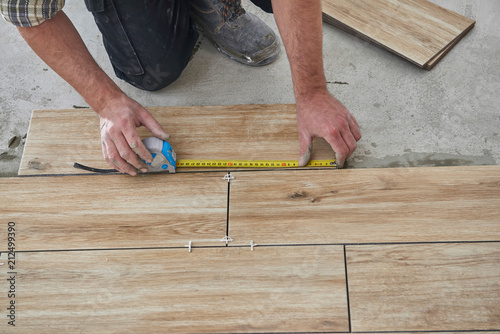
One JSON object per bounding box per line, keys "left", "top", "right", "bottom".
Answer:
{"left": 84, "top": 0, "right": 273, "bottom": 92}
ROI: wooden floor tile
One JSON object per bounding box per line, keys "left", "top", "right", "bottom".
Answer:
{"left": 346, "top": 243, "right": 500, "bottom": 331}
{"left": 322, "top": 0, "right": 475, "bottom": 69}
{"left": 0, "top": 173, "right": 227, "bottom": 251}
{"left": 0, "top": 246, "right": 348, "bottom": 333}
{"left": 19, "top": 105, "right": 335, "bottom": 175}
{"left": 228, "top": 166, "right": 500, "bottom": 245}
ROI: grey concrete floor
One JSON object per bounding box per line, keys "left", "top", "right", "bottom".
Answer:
{"left": 1, "top": 0, "right": 499, "bottom": 177}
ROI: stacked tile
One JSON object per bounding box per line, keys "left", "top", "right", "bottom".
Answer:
{"left": 321, "top": 0, "right": 476, "bottom": 69}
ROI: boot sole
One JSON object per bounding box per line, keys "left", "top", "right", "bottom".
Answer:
{"left": 190, "top": 12, "right": 280, "bottom": 66}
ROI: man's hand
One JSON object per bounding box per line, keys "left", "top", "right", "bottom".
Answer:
{"left": 17, "top": 10, "right": 169, "bottom": 175}
{"left": 296, "top": 90, "right": 361, "bottom": 168}
{"left": 271, "top": 0, "right": 362, "bottom": 167}
{"left": 98, "top": 95, "right": 170, "bottom": 175}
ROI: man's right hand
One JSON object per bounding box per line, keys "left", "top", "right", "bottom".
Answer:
{"left": 16, "top": 10, "right": 169, "bottom": 176}
{"left": 98, "top": 95, "right": 170, "bottom": 175}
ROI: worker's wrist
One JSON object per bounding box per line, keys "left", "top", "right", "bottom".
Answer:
{"left": 84, "top": 81, "right": 126, "bottom": 116}
{"left": 294, "top": 83, "right": 329, "bottom": 104}
{"left": 291, "top": 68, "right": 328, "bottom": 101}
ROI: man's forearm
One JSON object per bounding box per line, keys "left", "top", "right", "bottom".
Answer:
{"left": 17, "top": 11, "right": 170, "bottom": 175}
{"left": 270, "top": 0, "right": 361, "bottom": 168}
{"left": 271, "top": 0, "right": 327, "bottom": 101}
{"left": 17, "top": 10, "right": 124, "bottom": 114}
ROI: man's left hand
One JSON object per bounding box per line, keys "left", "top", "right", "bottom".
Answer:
{"left": 296, "top": 90, "right": 361, "bottom": 168}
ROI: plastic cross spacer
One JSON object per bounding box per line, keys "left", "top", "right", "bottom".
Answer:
{"left": 222, "top": 173, "right": 234, "bottom": 182}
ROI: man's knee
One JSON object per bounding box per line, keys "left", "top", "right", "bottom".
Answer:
{"left": 115, "top": 63, "right": 184, "bottom": 92}
{"left": 250, "top": 0, "right": 273, "bottom": 13}
{"left": 87, "top": 0, "right": 198, "bottom": 92}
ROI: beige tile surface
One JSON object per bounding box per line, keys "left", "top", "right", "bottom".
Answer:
{"left": 0, "top": 246, "right": 348, "bottom": 333}
{"left": 346, "top": 243, "right": 500, "bottom": 331}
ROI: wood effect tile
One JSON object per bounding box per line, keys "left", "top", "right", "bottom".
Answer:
{"left": 322, "top": 0, "right": 475, "bottom": 69}
{"left": 0, "top": 173, "right": 228, "bottom": 251}
{"left": 19, "top": 105, "right": 335, "bottom": 175}
{"left": 346, "top": 243, "right": 500, "bottom": 331}
{"left": 228, "top": 166, "right": 500, "bottom": 245}
{"left": 0, "top": 246, "right": 348, "bottom": 333}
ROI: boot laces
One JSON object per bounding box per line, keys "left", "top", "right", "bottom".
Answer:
{"left": 220, "top": 0, "right": 245, "bottom": 22}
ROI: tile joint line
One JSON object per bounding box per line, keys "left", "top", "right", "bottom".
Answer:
{"left": 344, "top": 245, "right": 352, "bottom": 333}
{"left": 224, "top": 172, "right": 232, "bottom": 245}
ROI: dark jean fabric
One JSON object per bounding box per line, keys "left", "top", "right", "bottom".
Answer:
{"left": 250, "top": 0, "right": 273, "bottom": 13}
{"left": 84, "top": 0, "right": 272, "bottom": 91}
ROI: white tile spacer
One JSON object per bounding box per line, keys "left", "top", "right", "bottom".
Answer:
{"left": 185, "top": 240, "right": 192, "bottom": 253}
{"left": 222, "top": 173, "right": 234, "bottom": 182}
{"left": 220, "top": 235, "right": 233, "bottom": 245}
{"left": 250, "top": 240, "right": 257, "bottom": 251}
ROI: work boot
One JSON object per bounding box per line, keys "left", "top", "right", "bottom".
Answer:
{"left": 189, "top": 0, "right": 280, "bottom": 66}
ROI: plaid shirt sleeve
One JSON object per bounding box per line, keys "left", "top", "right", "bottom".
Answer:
{"left": 1, "top": 0, "right": 65, "bottom": 27}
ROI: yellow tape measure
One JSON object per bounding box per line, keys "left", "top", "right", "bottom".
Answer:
{"left": 176, "top": 159, "right": 337, "bottom": 168}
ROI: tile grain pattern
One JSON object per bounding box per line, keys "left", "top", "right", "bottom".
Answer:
{"left": 19, "top": 105, "right": 335, "bottom": 175}
{"left": 8, "top": 109, "right": 500, "bottom": 334}
{"left": 1, "top": 246, "right": 348, "bottom": 333}
{"left": 229, "top": 166, "right": 500, "bottom": 245}
{"left": 0, "top": 173, "right": 228, "bottom": 251}
{"left": 346, "top": 243, "right": 500, "bottom": 331}
{"left": 321, "top": 0, "right": 476, "bottom": 69}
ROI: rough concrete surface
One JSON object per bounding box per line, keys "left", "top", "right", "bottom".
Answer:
{"left": 1, "top": 0, "right": 499, "bottom": 177}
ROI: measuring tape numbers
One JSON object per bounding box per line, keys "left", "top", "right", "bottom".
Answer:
{"left": 176, "top": 159, "right": 337, "bottom": 168}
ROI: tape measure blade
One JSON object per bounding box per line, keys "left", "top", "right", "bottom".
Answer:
{"left": 176, "top": 159, "right": 336, "bottom": 168}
